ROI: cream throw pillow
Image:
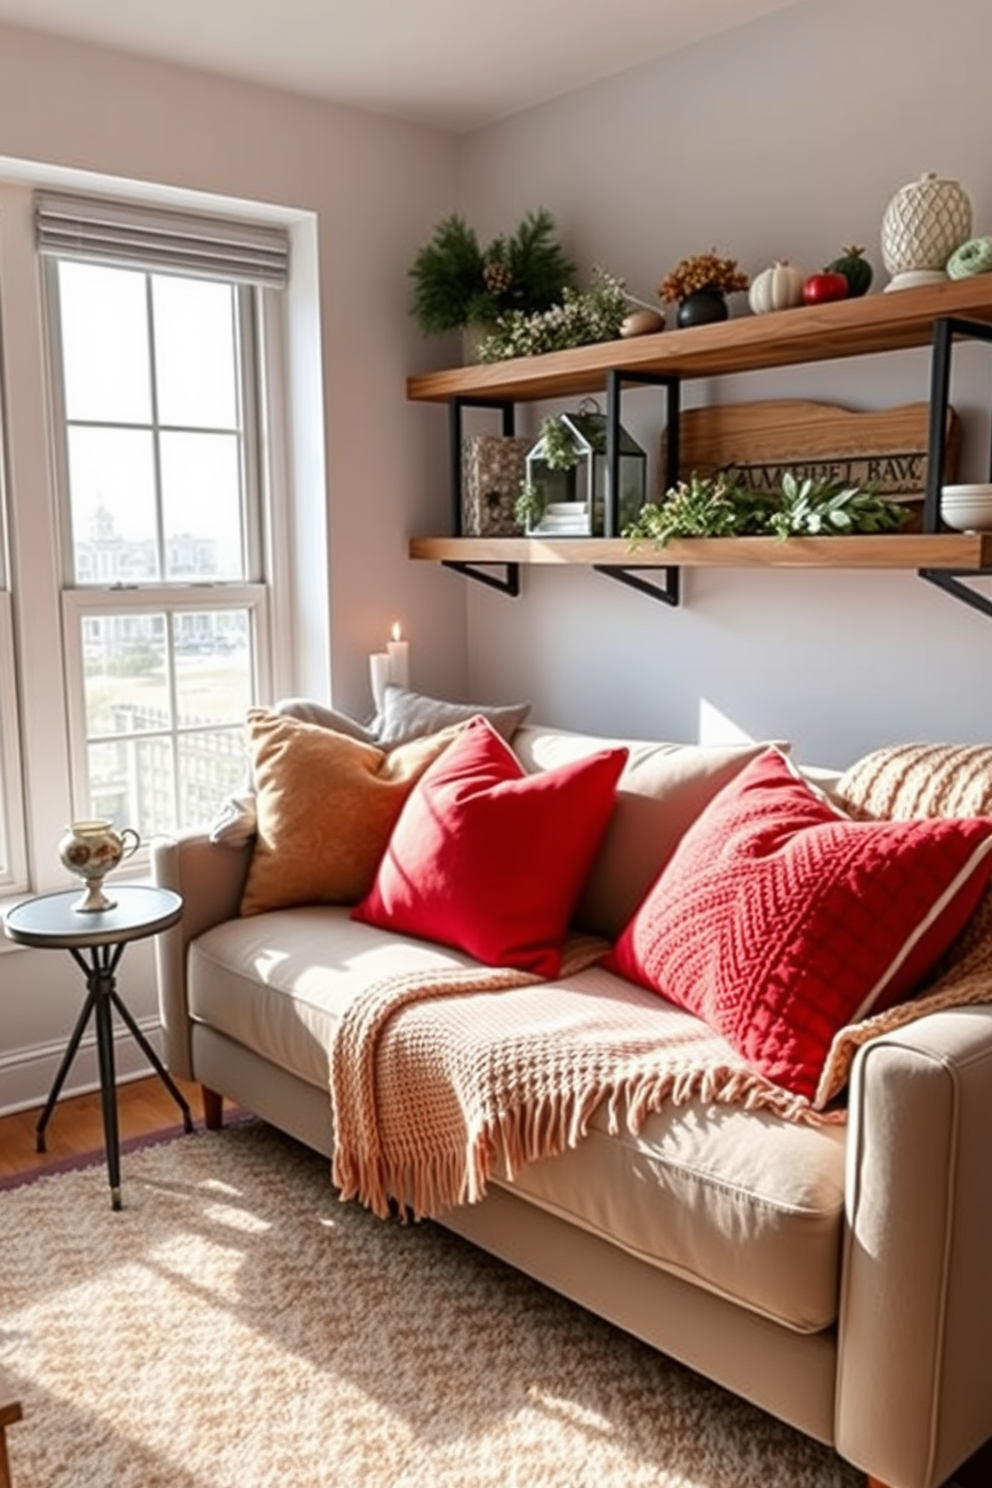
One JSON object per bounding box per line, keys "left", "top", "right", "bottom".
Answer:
{"left": 239, "top": 708, "right": 460, "bottom": 916}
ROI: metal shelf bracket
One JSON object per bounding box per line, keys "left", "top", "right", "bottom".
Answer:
{"left": 918, "top": 567, "right": 992, "bottom": 620}
{"left": 441, "top": 559, "right": 520, "bottom": 597}
{"left": 592, "top": 564, "right": 681, "bottom": 606}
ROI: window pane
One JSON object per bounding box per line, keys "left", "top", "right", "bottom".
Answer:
{"left": 153, "top": 276, "right": 238, "bottom": 429}
{"left": 82, "top": 613, "right": 170, "bottom": 737}
{"left": 88, "top": 736, "right": 175, "bottom": 838}
{"left": 177, "top": 728, "right": 247, "bottom": 826}
{"left": 58, "top": 262, "right": 151, "bottom": 424}
{"left": 67, "top": 427, "right": 159, "bottom": 582}
{"left": 161, "top": 431, "right": 245, "bottom": 580}
{"left": 174, "top": 610, "right": 252, "bottom": 727}
{"left": 74, "top": 606, "right": 254, "bottom": 835}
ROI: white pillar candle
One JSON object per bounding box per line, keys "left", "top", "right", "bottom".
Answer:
{"left": 387, "top": 622, "right": 410, "bottom": 691}
{"left": 369, "top": 652, "right": 392, "bottom": 712}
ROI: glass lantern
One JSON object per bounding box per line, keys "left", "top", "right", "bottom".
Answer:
{"left": 521, "top": 405, "right": 647, "bottom": 537}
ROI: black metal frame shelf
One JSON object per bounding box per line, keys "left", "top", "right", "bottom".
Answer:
{"left": 412, "top": 285, "right": 992, "bottom": 617}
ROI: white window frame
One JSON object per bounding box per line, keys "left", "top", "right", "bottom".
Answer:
{"left": 0, "top": 177, "right": 307, "bottom": 906}
{"left": 0, "top": 287, "right": 28, "bottom": 892}
{"left": 60, "top": 583, "right": 272, "bottom": 833}
{"left": 38, "top": 203, "right": 288, "bottom": 841}
{"left": 0, "top": 589, "right": 28, "bottom": 891}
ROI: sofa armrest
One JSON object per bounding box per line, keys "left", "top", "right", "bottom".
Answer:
{"left": 836, "top": 1005, "right": 992, "bottom": 1488}
{"left": 150, "top": 831, "right": 252, "bottom": 1079}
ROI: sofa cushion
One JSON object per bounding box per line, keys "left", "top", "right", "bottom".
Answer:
{"left": 187, "top": 908, "right": 845, "bottom": 1333}
{"left": 352, "top": 716, "right": 627, "bottom": 976}
{"left": 239, "top": 708, "right": 459, "bottom": 916}
{"left": 376, "top": 683, "right": 531, "bottom": 748}
{"left": 607, "top": 748, "right": 992, "bottom": 1102}
{"left": 511, "top": 726, "right": 788, "bottom": 939}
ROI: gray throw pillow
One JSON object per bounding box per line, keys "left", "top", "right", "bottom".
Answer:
{"left": 376, "top": 684, "right": 531, "bottom": 748}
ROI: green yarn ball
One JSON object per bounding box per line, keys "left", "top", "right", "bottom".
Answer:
{"left": 947, "top": 236, "right": 992, "bottom": 280}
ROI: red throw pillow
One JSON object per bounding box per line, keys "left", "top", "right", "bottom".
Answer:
{"left": 352, "top": 716, "right": 627, "bottom": 977}
{"left": 606, "top": 748, "right": 992, "bottom": 1102}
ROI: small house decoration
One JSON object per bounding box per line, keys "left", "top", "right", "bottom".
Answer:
{"left": 519, "top": 403, "right": 647, "bottom": 537}
{"left": 461, "top": 434, "right": 529, "bottom": 536}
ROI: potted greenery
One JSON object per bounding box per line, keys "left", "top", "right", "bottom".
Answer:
{"left": 408, "top": 208, "right": 577, "bottom": 347}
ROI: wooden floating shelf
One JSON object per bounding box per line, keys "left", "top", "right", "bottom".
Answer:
{"left": 410, "top": 533, "right": 992, "bottom": 571}
{"left": 406, "top": 278, "right": 992, "bottom": 405}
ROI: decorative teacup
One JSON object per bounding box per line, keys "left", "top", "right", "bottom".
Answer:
{"left": 58, "top": 819, "right": 141, "bottom": 913}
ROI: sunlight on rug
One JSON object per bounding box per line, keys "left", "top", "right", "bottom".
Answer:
{"left": 0, "top": 1121, "right": 861, "bottom": 1488}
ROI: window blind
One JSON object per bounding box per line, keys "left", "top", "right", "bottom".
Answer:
{"left": 35, "top": 192, "right": 289, "bottom": 288}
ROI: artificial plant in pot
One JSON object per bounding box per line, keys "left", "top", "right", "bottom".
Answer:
{"left": 408, "top": 208, "right": 577, "bottom": 353}
{"left": 658, "top": 250, "right": 750, "bottom": 328}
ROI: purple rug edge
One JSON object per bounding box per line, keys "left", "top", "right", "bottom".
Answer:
{"left": 0, "top": 1107, "right": 257, "bottom": 1194}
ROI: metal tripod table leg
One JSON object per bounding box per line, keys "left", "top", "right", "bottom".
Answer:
{"left": 2, "top": 884, "right": 186, "bottom": 1211}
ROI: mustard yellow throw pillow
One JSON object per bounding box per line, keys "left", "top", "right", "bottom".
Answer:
{"left": 239, "top": 708, "right": 460, "bottom": 916}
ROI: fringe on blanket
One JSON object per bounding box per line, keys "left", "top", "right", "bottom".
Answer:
{"left": 333, "top": 1054, "right": 843, "bottom": 1223}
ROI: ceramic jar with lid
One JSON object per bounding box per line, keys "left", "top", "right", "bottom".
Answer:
{"left": 881, "top": 172, "right": 973, "bottom": 291}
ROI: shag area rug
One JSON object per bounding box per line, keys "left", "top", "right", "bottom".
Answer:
{"left": 0, "top": 1120, "right": 861, "bottom": 1488}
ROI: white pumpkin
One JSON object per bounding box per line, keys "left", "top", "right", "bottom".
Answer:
{"left": 748, "top": 260, "right": 806, "bottom": 315}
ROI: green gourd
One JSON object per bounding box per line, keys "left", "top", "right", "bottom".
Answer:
{"left": 826, "top": 245, "right": 874, "bottom": 298}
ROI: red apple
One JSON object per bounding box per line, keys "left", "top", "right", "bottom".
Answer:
{"left": 802, "top": 271, "right": 850, "bottom": 305}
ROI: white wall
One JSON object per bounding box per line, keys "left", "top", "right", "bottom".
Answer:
{"left": 0, "top": 21, "right": 464, "bottom": 1111}
{"left": 455, "top": 0, "right": 992, "bottom": 765}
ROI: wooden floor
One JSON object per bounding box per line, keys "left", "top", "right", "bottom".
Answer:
{"left": 0, "top": 1074, "right": 207, "bottom": 1180}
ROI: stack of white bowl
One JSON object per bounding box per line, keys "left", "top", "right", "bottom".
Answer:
{"left": 940, "top": 483, "right": 992, "bottom": 533}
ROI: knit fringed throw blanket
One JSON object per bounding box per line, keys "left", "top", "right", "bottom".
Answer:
{"left": 330, "top": 936, "right": 833, "bottom": 1222}
{"left": 331, "top": 743, "right": 992, "bottom": 1221}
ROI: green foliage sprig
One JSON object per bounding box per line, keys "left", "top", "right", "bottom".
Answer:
{"left": 514, "top": 481, "right": 546, "bottom": 529}
{"left": 537, "top": 415, "right": 582, "bottom": 470}
{"left": 766, "top": 472, "right": 910, "bottom": 537}
{"left": 625, "top": 471, "right": 911, "bottom": 546}
{"left": 409, "top": 208, "right": 577, "bottom": 336}
{"left": 477, "top": 267, "right": 629, "bottom": 361}
{"left": 626, "top": 473, "right": 770, "bottom": 545}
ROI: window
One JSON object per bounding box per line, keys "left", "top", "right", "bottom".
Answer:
{"left": 0, "top": 376, "right": 27, "bottom": 891}
{"left": 38, "top": 195, "right": 289, "bottom": 840}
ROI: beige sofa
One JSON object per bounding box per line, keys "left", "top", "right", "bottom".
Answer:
{"left": 151, "top": 720, "right": 992, "bottom": 1488}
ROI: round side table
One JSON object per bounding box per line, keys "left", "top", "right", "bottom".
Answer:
{"left": 3, "top": 883, "right": 193, "bottom": 1210}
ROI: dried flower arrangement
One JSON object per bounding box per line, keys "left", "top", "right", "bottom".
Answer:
{"left": 658, "top": 250, "right": 750, "bottom": 303}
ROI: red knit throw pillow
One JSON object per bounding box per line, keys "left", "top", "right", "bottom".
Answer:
{"left": 353, "top": 716, "right": 627, "bottom": 977}
{"left": 606, "top": 749, "right": 992, "bottom": 1102}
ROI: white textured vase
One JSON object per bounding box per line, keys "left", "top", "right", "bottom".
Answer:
{"left": 881, "top": 172, "right": 973, "bottom": 291}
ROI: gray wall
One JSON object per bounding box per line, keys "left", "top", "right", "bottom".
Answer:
{"left": 454, "top": 0, "right": 992, "bottom": 764}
